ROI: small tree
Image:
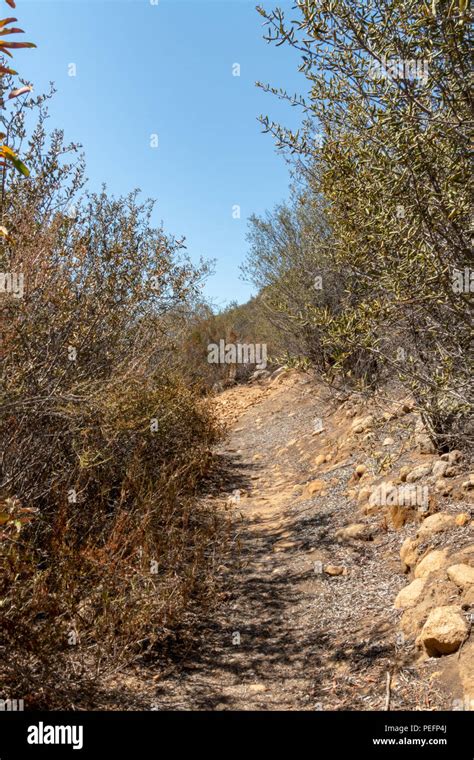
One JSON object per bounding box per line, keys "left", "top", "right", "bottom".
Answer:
{"left": 254, "top": 0, "right": 472, "bottom": 449}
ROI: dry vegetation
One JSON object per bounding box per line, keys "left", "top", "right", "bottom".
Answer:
{"left": 0, "top": 0, "right": 472, "bottom": 711}
{"left": 246, "top": 0, "right": 472, "bottom": 452}
{"left": 0, "top": 10, "right": 225, "bottom": 706}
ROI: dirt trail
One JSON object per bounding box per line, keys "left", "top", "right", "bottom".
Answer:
{"left": 105, "top": 371, "right": 463, "bottom": 710}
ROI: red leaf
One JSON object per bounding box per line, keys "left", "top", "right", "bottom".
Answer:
{"left": 0, "top": 40, "right": 35, "bottom": 49}
{"left": 0, "top": 17, "right": 17, "bottom": 28}
{"left": 9, "top": 85, "right": 32, "bottom": 99}
{"left": 5, "top": 1, "right": 16, "bottom": 9}
{"left": 0, "top": 28, "right": 25, "bottom": 36}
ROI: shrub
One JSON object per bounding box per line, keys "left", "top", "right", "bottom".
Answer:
{"left": 251, "top": 0, "right": 473, "bottom": 449}
{"left": 0, "top": 94, "right": 224, "bottom": 708}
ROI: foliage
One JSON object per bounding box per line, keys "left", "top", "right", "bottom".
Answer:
{"left": 0, "top": 94, "right": 225, "bottom": 707}
{"left": 248, "top": 0, "right": 473, "bottom": 449}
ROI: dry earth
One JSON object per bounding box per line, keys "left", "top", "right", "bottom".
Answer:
{"left": 104, "top": 370, "right": 473, "bottom": 711}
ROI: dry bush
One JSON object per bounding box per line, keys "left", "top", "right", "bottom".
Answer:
{"left": 0, "top": 93, "right": 225, "bottom": 708}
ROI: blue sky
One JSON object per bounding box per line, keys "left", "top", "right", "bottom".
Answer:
{"left": 17, "top": 0, "right": 305, "bottom": 307}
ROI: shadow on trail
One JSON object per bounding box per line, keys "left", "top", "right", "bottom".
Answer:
{"left": 149, "top": 399, "right": 399, "bottom": 710}
{"left": 151, "top": 486, "right": 392, "bottom": 710}
{"left": 198, "top": 450, "right": 256, "bottom": 498}
{"left": 151, "top": 503, "right": 328, "bottom": 708}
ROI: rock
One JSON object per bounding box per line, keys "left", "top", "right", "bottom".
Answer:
{"left": 273, "top": 539, "right": 299, "bottom": 552}
{"left": 270, "top": 367, "right": 286, "bottom": 381}
{"left": 335, "top": 523, "right": 373, "bottom": 542}
{"left": 414, "top": 549, "right": 449, "bottom": 579}
{"left": 248, "top": 683, "right": 267, "bottom": 693}
{"left": 444, "top": 466, "right": 457, "bottom": 478}
{"left": 416, "top": 605, "right": 469, "bottom": 656}
{"left": 395, "top": 578, "right": 426, "bottom": 609}
{"left": 302, "top": 479, "right": 326, "bottom": 498}
{"left": 324, "top": 564, "right": 345, "bottom": 576}
{"left": 458, "top": 639, "right": 474, "bottom": 709}
{"left": 447, "top": 564, "right": 474, "bottom": 590}
{"left": 400, "top": 537, "right": 420, "bottom": 572}
{"left": 325, "top": 454, "right": 332, "bottom": 462}
{"left": 402, "top": 400, "right": 414, "bottom": 413}
{"left": 462, "top": 476, "right": 474, "bottom": 491}
{"left": 455, "top": 513, "right": 471, "bottom": 527}
{"left": 417, "top": 513, "right": 455, "bottom": 538}
{"left": 383, "top": 437, "right": 395, "bottom": 446}
{"left": 406, "top": 464, "right": 432, "bottom": 483}
{"left": 434, "top": 479, "right": 453, "bottom": 495}
{"left": 351, "top": 415, "right": 374, "bottom": 434}
{"left": 462, "top": 586, "right": 474, "bottom": 608}
{"left": 400, "top": 577, "right": 461, "bottom": 638}
{"left": 336, "top": 445, "right": 352, "bottom": 460}
{"left": 400, "top": 606, "right": 429, "bottom": 638}
{"left": 450, "top": 451, "right": 462, "bottom": 463}
{"left": 416, "top": 435, "right": 436, "bottom": 454}
{"left": 250, "top": 369, "right": 270, "bottom": 382}
{"left": 355, "top": 464, "right": 367, "bottom": 477}
{"left": 415, "top": 417, "right": 436, "bottom": 454}
{"left": 314, "top": 454, "right": 326, "bottom": 467}
{"left": 453, "top": 545, "right": 474, "bottom": 564}
{"left": 440, "top": 450, "right": 463, "bottom": 464}
{"left": 432, "top": 460, "right": 449, "bottom": 478}
{"left": 399, "top": 466, "right": 411, "bottom": 482}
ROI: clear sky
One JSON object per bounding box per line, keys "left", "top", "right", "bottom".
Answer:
{"left": 17, "top": 0, "right": 305, "bottom": 307}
